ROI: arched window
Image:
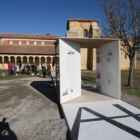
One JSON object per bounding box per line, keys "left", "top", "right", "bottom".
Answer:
{"left": 84, "top": 29, "right": 88, "bottom": 37}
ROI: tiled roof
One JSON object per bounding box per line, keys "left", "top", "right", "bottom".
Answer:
{"left": 67, "top": 19, "right": 99, "bottom": 30}
{"left": 0, "top": 33, "right": 60, "bottom": 40}
{"left": 0, "top": 45, "right": 58, "bottom": 55}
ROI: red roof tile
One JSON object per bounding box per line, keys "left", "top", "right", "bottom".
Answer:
{"left": 0, "top": 45, "right": 59, "bottom": 55}
{"left": 0, "top": 33, "right": 60, "bottom": 40}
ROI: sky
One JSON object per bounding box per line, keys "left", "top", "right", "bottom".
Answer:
{"left": 0, "top": 0, "right": 104, "bottom": 37}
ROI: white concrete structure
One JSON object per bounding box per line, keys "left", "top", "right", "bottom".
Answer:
{"left": 59, "top": 38, "right": 120, "bottom": 103}
{"left": 57, "top": 38, "right": 140, "bottom": 140}
{"left": 62, "top": 100, "right": 140, "bottom": 140}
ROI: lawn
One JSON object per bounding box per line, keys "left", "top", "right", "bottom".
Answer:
{"left": 0, "top": 70, "right": 32, "bottom": 80}
{"left": 0, "top": 69, "right": 47, "bottom": 80}
{"left": 81, "top": 70, "right": 96, "bottom": 85}
{"left": 121, "top": 70, "right": 140, "bottom": 97}
{"left": 81, "top": 69, "right": 140, "bottom": 97}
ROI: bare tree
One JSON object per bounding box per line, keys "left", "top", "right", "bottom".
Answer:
{"left": 100, "top": 0, "right": 140, "bottom": 87}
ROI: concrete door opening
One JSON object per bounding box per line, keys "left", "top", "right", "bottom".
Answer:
{"left": 56, "top": 38, "right": 121, "bottom": 104}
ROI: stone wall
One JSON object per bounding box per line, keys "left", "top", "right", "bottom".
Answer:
{"left": 67, "top": 21, "right": 100, "bottom": 38}
{"left": 120, "top": 50, "right": 130, "bottom": 70}
{"left": 67, "top": 20, "right": 130, "bottom": 70}
{"left": 81, "top": 48, "right": 96, "bottom": 70}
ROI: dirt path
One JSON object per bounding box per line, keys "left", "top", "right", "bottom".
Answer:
{"left": 0, "top": 77, "right": 69, "bottom": 140}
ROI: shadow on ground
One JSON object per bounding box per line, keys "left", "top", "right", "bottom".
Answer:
{"left": 0, "top": 118, "right": 18, "bottom": 140}
{"left": 82, "top": 84, "right": 100, "bottom": 94}
{"left": 30, "top": 80, "right": 71, "bottom": 139}
{"left": 30, "top": 80, "right": 64, "bottom": 119}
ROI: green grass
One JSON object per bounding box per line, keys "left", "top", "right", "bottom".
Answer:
{"left": 81, "top": 69, "right": 140, "bottom": 97}
{"left": 121, "top": 69, "right": 140, "bottom": 97}
{"left": 81, "top": 70, "right": 96, "bottom": 85}
{"left": 0, "top": 70, "right": 36, "bottom": 80}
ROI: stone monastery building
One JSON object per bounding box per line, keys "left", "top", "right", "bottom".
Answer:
{"left": 66, "top": 19, "right": 131, "bottom": 70}
{"left": 0, "top": 19, "right": 137, "bottom": 70}
{"left": 0, "top": 33, "right": 59, "bottom": 69}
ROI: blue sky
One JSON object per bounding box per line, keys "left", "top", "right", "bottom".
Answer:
{"left": 0, "top": 0, "right": 104, "bottom": 37}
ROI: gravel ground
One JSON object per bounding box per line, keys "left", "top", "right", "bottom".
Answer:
{"left": 121, "top": 93, "right": 140, "bottom": 109}
{"left": 0, "top": 77, "right": 69, "bottom": 140}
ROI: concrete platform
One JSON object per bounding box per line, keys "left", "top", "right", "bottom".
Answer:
{"left": 64, "top": 85, "right": 114, "bottom": 104}
{"left": 61, "top": 87, "right": 140, "bottom": 140}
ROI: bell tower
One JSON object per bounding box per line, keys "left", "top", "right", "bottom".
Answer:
{"left": 66, "top": 19, "right": 101, "bottom": 38}
{"left": 66, "top": 19, "right": 101, "bottom": 70}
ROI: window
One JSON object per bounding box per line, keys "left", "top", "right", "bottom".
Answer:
{"left": 42, "top": 42, "right": 44, "bottom": 45}
{"left": 34, "top": 42, "right": 37, "bottom": 45}
{"left": 84, "top": 29, "right": 88, "bottom": 37}
{"left": 10, "top": 41, "right": 13, "bottom": 45}
{"left": 19, "top": 41, "right": 22, "bottom": 45}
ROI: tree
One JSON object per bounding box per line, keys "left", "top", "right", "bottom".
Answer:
{"left": 100, "top": 0, "right": 140, "bottom": 87}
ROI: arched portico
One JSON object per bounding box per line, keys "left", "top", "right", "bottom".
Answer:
{"left": 0, "top": 56, "right": 2, "bottom": 64}
{"left": 29, "top": 57, "right": 33, "bottom": 64}
{"left": 0, "top": 54, "right": 59, "bottom": 70}
{"left": 41, "top": 57, "right": 45, "bottom": 65}
{"left": 35, "top": 57, "right": 39, "bottom": 65}
{"left": 53, "top": 57, "right": 59, "bottom": 65}
{"left": 23, "top": 56, "right": 27, "bottom": 64}
{"left": 47, "top": 57, "right": 51, "bottom": 64}
{"left": 10, "top": 56, "right": 15, "bottom": 63}
{"left": 4, "top": 56, "right": 8, "bottom": 64}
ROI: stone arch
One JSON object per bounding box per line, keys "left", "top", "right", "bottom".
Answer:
{"left": 35, "top": 57, "right": 39, "bottom": 65}
{"left": 10, "top": 56, "right": 15, "bottom": 64}
{"left": 47, "top": 57, "right": 51, "bottom": 64}
{"left": 41, "top": 57, "right": 45, "bottom": 65}
{"left": 17, "top": 56, "right": 21, "bottom": 64}
{"left": 0, "top": 56, "right": 2, "bottom": 69}
{"left": 0, "top": 56, "right": 2, "bottom": 64}
{"left": 55, "top": 57, "right": 59, "bottom": 65}
{"left": 17, "top": 56, "right": 21, "bottom": 68}
{"left": 4, "top": 56, "right": 9, "bottom": 64}
{"left": 23, "top": 56, "right": 27, "bottom": 64}
{"left": 29, "top": 57, "right": 33, "bottom": 64}
{"left": 53, "top": 57, "right": 59, "bottom": 65}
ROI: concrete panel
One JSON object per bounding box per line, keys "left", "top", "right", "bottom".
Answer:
{"left": 96, "top": 41, "right": 120, "bottom": 99}
{"left": 59, "top": 39, "right": 81, "bottom": 103}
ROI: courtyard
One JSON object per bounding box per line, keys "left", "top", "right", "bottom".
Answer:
{"left": 0, "top": 69, "right": 140, "bottom": 140}
{"left": 0, "top": 76, "right": 69, "bottom": 140}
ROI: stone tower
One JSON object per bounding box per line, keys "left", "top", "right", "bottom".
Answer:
{"left": 66, "top": 19, "right": 101, "bottom": 70}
